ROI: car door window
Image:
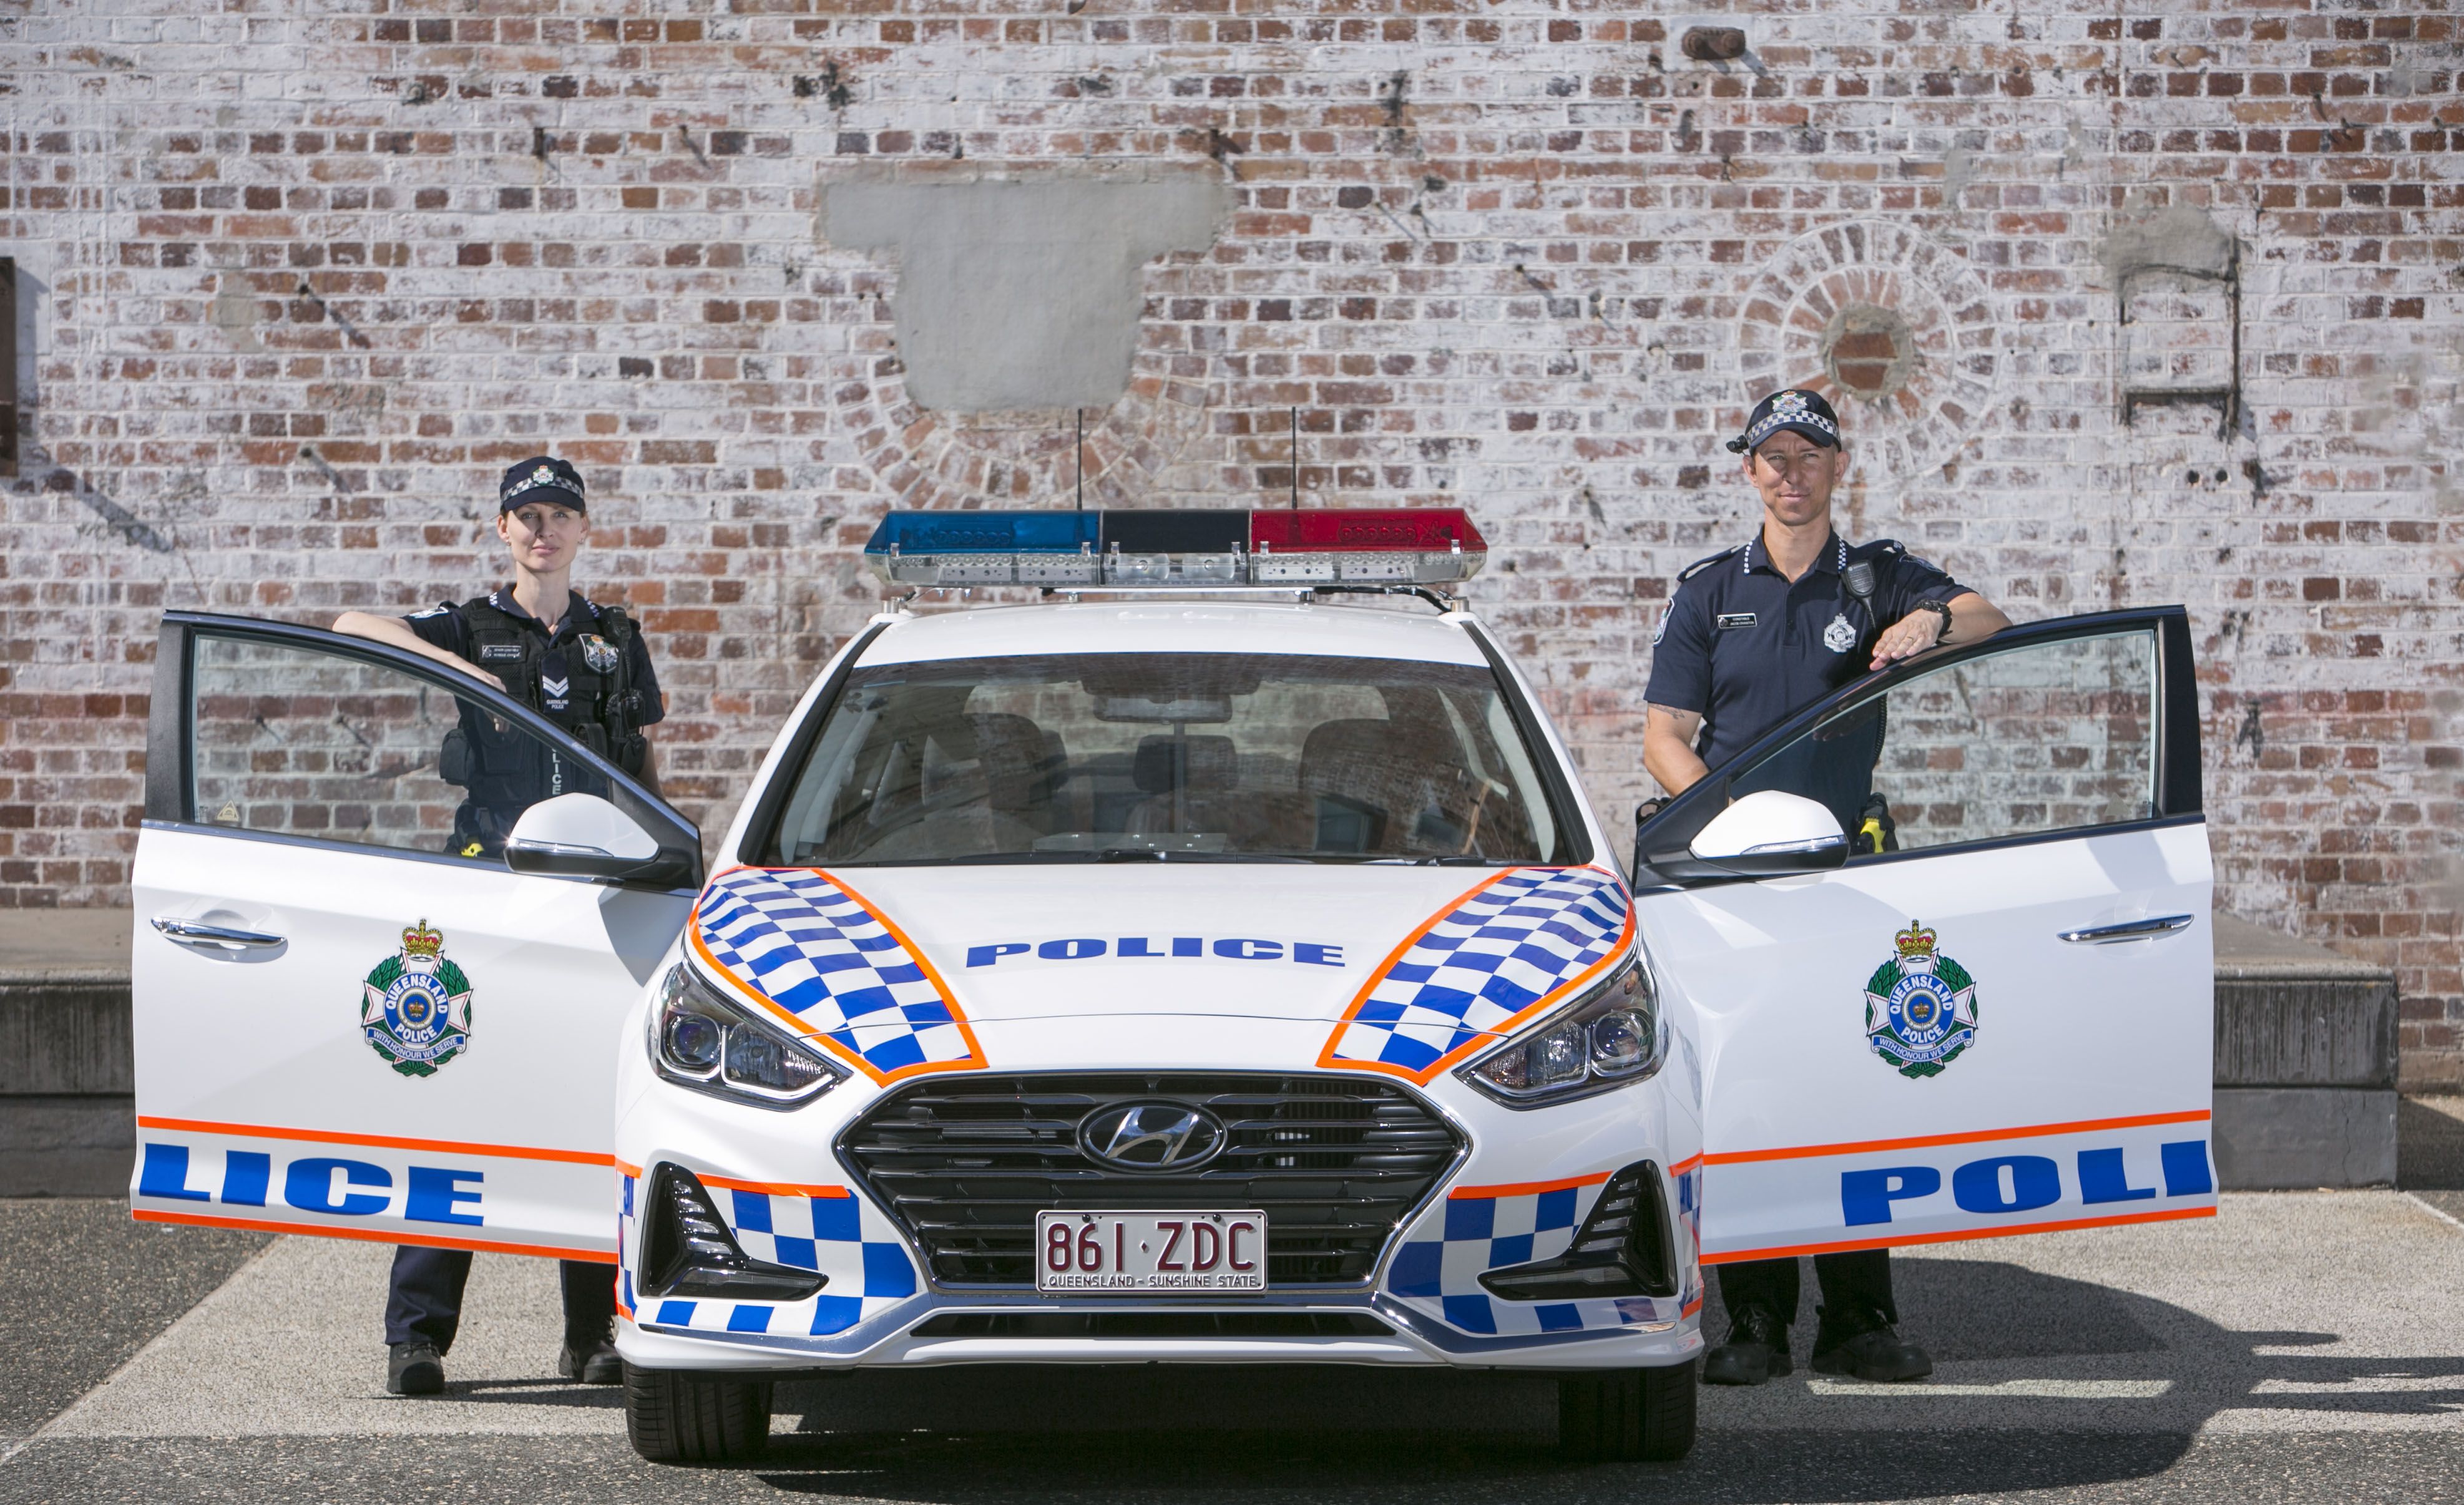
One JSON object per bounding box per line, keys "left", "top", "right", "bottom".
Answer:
{"left": 1729, "top": 628, "right": 2160, "bottom": 854}
{"left": 189, "top": 631, "right": 604, "bottom": 861}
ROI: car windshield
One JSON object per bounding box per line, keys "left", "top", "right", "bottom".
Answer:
{"left": 760, "top": 651, "right": 1573, "bottom": 865}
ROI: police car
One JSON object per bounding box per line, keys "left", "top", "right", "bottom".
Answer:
{"left": 127, "top": 507, "right": 2216, "bottom": 1466}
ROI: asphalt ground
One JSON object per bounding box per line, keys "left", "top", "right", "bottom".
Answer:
{"left": 3, "top": 1102, "right": 2460, "bottom": 1503}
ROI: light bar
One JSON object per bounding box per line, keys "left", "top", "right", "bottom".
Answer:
{"left": 863, "top": 508, "right": 1488, "bottom": 589}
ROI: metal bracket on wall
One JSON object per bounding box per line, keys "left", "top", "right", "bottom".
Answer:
{"left": 2117, "top": 246, "right": 2240, "bottom": 442}
{"left": 0, "top": 256, "right": 16, "bottom": 477}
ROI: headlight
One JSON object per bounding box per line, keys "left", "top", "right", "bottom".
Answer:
{"left": 1459, "top": 953, "right": 1662, "bottom": 1108}
{"left": 648, "top": 962, "right": 846, "bottom": 1108}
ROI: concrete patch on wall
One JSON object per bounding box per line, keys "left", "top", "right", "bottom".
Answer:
{"left": 820, "top": 175, "right": 1225, "bottom": 412}
{"left": 208, "top": 271, "right": 262, "bottom": 354}
{"left": 2098, "top": 205, "right": 2236, "bottom": 286}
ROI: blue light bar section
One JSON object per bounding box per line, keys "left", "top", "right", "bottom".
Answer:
{"left": 865, "top": 512, "right": 1102, "bottom": 556}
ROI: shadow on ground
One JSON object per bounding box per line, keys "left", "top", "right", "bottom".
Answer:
{"left": 2400, "top": 1096, "right": 2464, "bottom": 1190}
{"left": 736, "top": 1258, "right": 2464, "bottom": 1503}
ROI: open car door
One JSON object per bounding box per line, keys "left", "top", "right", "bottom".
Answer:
{"left": 1633, "top": 607, "right": 2214, "bottom": 1266}
{"left": 127, "top": 612, "right": 703, "bottom": 1260}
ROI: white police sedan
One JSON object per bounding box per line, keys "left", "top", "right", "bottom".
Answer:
{"left": 127, "top": 507, "right": 2216, "bottom": 1466}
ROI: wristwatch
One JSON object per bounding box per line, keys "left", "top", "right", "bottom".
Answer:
{"left": 1913, "top": 600, "right": 1953, "bottom": 643}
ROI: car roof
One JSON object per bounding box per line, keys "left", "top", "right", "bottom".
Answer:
{"left": 856, "top": 599, "right": 1491, "bottom": 668}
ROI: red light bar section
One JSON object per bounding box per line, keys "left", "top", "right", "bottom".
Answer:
{"left": 1248, "top": 508, "right": 1485, "bottom": 553}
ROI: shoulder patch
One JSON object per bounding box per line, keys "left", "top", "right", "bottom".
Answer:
{"left": 408, "top": 604, "right": 451, "bottom": 620}
{"left": 1677, "top": 545, "right": 1744, "bottom": 583}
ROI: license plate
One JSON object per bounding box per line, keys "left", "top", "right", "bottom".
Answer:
{"left": 1034, "top": 1210, "right": 1268, "bottom": 1293}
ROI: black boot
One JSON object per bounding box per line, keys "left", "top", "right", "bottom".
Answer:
{"left": 1701, "top": 1303, "right": 1792, "bottom": 1386}
{"left": 386, "top": 1341, "right": 444, "bottom": 1396}
{"left": 1811, "top": 1302, "right": 1932, "bottom": 1383}
{"left": 557, "top": 1325, "right": 622, "bottom": 1385}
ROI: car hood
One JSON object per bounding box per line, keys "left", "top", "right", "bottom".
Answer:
{"left": 685, "top": 862, "right": 1632, "bottom": 1081}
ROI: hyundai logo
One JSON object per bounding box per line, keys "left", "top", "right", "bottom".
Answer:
{"left": 1078, "top": 1101, "right": 1226, "bottom": 1172}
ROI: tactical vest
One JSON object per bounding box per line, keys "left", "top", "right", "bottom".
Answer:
{"left": 436, "top": 594, "right": 648, "bottom": 853}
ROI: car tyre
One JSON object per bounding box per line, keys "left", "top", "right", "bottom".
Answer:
{"left": 1558, "top": 1359, "right": 1697, "bottom": 1463}
{"left": 623, "top": 1362, "right": 773, "bottom": 1464}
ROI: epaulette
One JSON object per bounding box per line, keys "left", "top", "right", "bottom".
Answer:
{"left": 1676, "top": 545, "right": 1744, "bottom": 583}
{"left": 1846, "top": 538, "right": 1906, "bottom": 563}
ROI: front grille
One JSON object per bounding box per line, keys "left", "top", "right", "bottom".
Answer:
{"left": 838, "top": 1073, "right": 1464, "bottom": 1288}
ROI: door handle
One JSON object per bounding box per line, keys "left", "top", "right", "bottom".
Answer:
{"left": 2058, "top": 914, "right": 2195, "bottom": 945}
{"left": 152, "top": 917, "right": 286, "bottom": 952}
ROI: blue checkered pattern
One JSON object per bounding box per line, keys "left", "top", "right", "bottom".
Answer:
{"left": 1673, "top": 1159, "right": 1704, "bottom": 1314}
{"left": 1326, "top": 867, "right": 1632, "bottom": 1079}
{"left": 693, "top": 866, "right": 981, "bottom": 1082}
{"left": 625, "top": 1177, "right": 921, "bottom": 1340}
{"left": 617, "top": 1169, "right": 640, "bottom": 1319}
{"left": 1387, "top": 1181, "right": 1685, "bottom": 1338}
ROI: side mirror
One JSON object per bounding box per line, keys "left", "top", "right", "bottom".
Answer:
{"left": 505, "top": 794, "right": 678, "bottom": 884}
{"left": 1630, "top": 797, "right": 1667, "bottom": 885}
{"left": 1686, "top": 789, "right": 1849, "bottom": 877}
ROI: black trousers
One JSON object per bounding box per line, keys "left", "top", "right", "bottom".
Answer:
{"left": 1714, "top": 1248, "right": 1897, "bottom": 1331}
{"left": 384, "top": 1245, "right": 617, "bottom": 1353}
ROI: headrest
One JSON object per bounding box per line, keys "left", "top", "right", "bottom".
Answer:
{"left": 1132, "top": 735, "right": 1238, "bottom": 794}
{"left": 967, "top": 713, "right": 1061, "bottom": 810}
{"left": 1298, "top": 719, "right": 1415, "bottom": 795}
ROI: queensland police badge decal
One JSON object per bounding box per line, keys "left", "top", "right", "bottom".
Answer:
{"left": 361, "top": 920, "right": 474, "bottom": 1078}
{"left": 1862, "top": 922, "right": 1977, "bottom": 1079}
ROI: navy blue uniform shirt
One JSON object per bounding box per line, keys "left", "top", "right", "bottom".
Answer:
{"left": 1644, "top": 532, "right": 1969, "bottom": 769}
{"left": 404, "top": 589, "right": 664, "bottom": 726}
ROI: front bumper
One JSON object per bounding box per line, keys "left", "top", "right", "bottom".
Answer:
{"left": 614, "top": 1061, "right": 1703, "bottom": 1374}
{"left": 619, "top": 1288, "right": 1701, "bottom": 1373}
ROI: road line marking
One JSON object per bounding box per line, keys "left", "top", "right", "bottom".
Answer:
{"left": 1806, "top": 1378, "right": 2173, "bottom": 1398}
{"left": 0, "top": 1232, "right": 284, "bottom": 1468}
{"left": 2403, "top": 1191, "right": 2464, "bottom": 1234}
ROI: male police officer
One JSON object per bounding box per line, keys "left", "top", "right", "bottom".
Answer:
{"left": 1642, "top": 389, "right": 2010, "bottom": 1386}
{"left": 334, "top": 455, "right": 665, "bottom": 1396}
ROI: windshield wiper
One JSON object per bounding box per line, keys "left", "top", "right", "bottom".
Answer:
{"left": 1364, "top": 855, "right": 1505, "bottom": 867}
{"left": 1091, "top": 848, "right": 1311, "bottom": 864}
{"left": 818, "top": 849, "right": 1316, "bottom": 867}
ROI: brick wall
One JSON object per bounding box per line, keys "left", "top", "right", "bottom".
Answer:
{"left": 4, "top": 1, "right": 2460, "bottom": 1083}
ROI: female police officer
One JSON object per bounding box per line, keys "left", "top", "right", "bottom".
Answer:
{"left": 1641, "top": 390, "right": 2010, "bottom": 1387}
{"left": 333, "top": 455, "right": 664, "bottom": 1396}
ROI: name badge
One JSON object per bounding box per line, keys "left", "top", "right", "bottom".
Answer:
{"left": 1716, "top": 613, "right": 1758, "bottom": 631}
{"left": 479, "top": 643, "right": 524, "bottom": 662}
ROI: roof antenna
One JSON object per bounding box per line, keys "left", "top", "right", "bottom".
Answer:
{"left": 1075, "top": 409, "right": 1085, "bottom": 512}
{"left": 1289, "top": 406, "right": 1299, "bottom": 510}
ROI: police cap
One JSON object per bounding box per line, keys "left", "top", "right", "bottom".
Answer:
{"left": 1724, "top": 388, "right": 1842, "bottom": 455}
{"left": 499, "top": 455, "right": 587, "bottom": 514}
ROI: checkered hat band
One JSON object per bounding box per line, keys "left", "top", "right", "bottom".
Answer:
{"left": 1323, "top": 867, "right": 1633, "bottom": 1079}
{"left": 1387, "top": 1182, "right": 1684, "bottom": 1337}
{"left": 1744, "top": 408, "right": 1838, "bottom": 449}
{"left": 692, "top": 867, "right": 983, "bottom": 1081}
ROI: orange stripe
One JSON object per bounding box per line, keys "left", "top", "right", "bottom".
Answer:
{"left": 1702, "top": 1109, "right": 2212, "bottom": 1167}
{"left": 1450, "top": 1171, "right": 1613, "bottom": 1201}
{"left": 615, "top": 1159, "right": 643, "bottom": 1180}
{"left": 1318, "top": 866, "right": 1637, "bottom": 1085}
{"left": 699, "top": 1174, "right": 853, "bottom": 1199}
{"left": 1668, "top": 1154, "right": 1704, "bottom": 1176}
{"left": 132, "top": 1209, "right": 616, "bottom": 1262}
{"left": 137, "top": 1116, "right": 611, "bottom": 1167}
{"left": 1680, "top": 1296, "right": 1704, "bottom": 1318}
{"left": 689, "top": 865, "right": 989, "bottom": 1088}
{"left": 1699, "top": 1204, "right": 2216, "bottom": 1264}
